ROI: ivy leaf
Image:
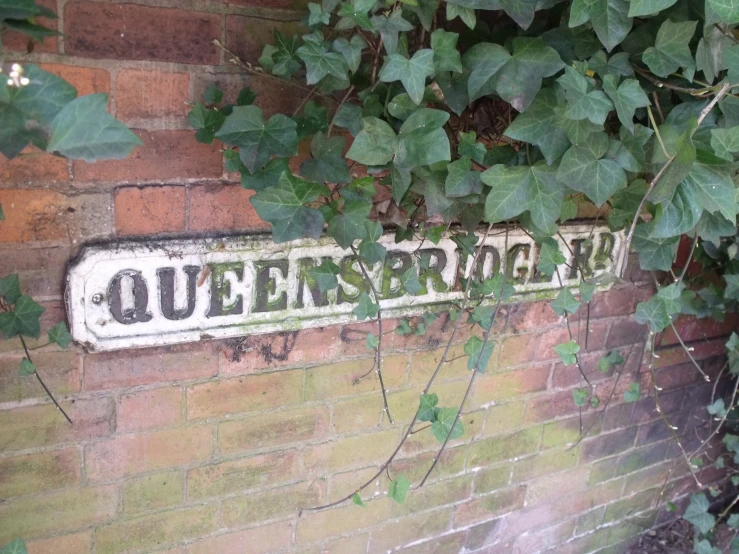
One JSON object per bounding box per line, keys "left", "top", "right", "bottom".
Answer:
{"left": 10, "top": 64, "right": 76, "bottom": 125}
{"left": 445, "top": 157, "right": 482, "bottom": 197}
{"left": 633, "top": 223, "right": 680, "bottom": 271}
{"left": 237, "top": 87, "right": 257, "bottom": 106}
{"left": 558, "top": 67, "right": 614, "bottom": 126}
{"left": 308, "top": 2, "right": 330, "bottom": 25}
{"left": 464, "top": 336, "right": 494, "bottom": 373}
{"left": 300, "top": 132, "right": 350, "bottom": 184}
{"left": 642, "top": 20, "right": 697, "bottom": 78}
{"left": 557, "top": 144, "right": 627, "bottom": 207}
{"left": 430, "top": 407, "right": 464, "bottom": 443}
{"left": 366, "top": 332, "right": 379, "bottom": 350}
{"left": 188, "top": 103, "right": 226, "bottom": 144}
{"left": 624, "top": 382, "right": 641, "bottom": 403}
{"left": 387, "top": 475, "right": 410, "bottom": 503}
{"left": 394, "top": 109, "right": 451, "bottom": 169}
{"left": 431, "top": 29, "right": 462, "bottom": 73}
{"left": 216, "top": 105, "right": 298, "bottom": 173}
{"left": 19, "top": 358, "right": 36, "bottom": 376}
{"left": 579, "top": 281, "right": 596, "bottom": 303}
{"left": 0, "top": 274, "right": 21, "bottom": 304}
{"left": 537, "top": 237, "right": 566, "bottom": 277}
{"left": 353, "top": 292, "right": 379, "bottom": 320}
{"left": 48, "top": 322, "right": 72, "bottom": 348}
{"left": 708, "top": 0, "right": 739, "bottom": 23}
{"left": 0, "top": 0, "right": 38, "bottom": 19}
{"left": 371, "top": 9, "right": 412, "bottom": 56}
{"left": 683, "top": 151, "right": 737, "bottom": 222}
{"left": 0, "top": 204, "right": 4, "bottom": 221}
{"left": 458, "top": 132, "right": 486, "bottom": 164}
{"left": 359, "top": 225, "right": 387, "bottom": 265}
{"left": 634, "top": 296, "right": 671, "bottom": 332}
{"left": 328, "top": 197, "right": 372, "bottom": 248}
{"left": 493, "top": 37, "right": 564, "bottom": 112}
{"left": 436, "top": 70, "right": 470, "bottom": 116}
{"left": 710, "top": 126, "right": 739, "bottom": 160}
{"left": 396, "top": 319, "right": 413, "bottom": 336}
{"left": 726, "top": 275, "right": 739, "bottom": 301}
{"left": 307, "top": 260, "right": 341, "bottom": 292}
{"left": 379, "top": 49, "right": 435, "bottom": 105}
{"left": 400, "top": 267, "right": 423, "bottom": 295}
{"left": 0, "top": 538, "right": 27, "bottom": 554}
{"left": 47, "top": 94, "right": 142, "bottom": 162}
{"left": 504, "top": 89, "right": 570, "bottom": 164}
{"left": 242, "top": 158, "right": 291, "bottom": 192}
{"left": 352, "top": 492, "right": 366, "bottom": 507}
{"left": 332, "top": 35, "right": 366, "bottom": 73}
{"left": 588, "top": 51, "right": 634, "bottom": 78}
{"left": 462, "top": 43, "right": 511, "bottom": 102}
{"left": 628, "top": 0, "right": 677, "bottom": 17}
{"left": 597, "top": 351, "right": 625, "bottom": 372}
{"left": 446, "top": 3, "right": 475, "bottom": 29}
{"left": 554, "top": 340, "right": 580, "bottom": 365}
{"left": 294, "top": 100, "right": 329, "bottom": 140}
{"left": 346, "top": 117, "right": 398, "bottom": 165}
{"left": 471, "top": 306, "right": 494, "bottom": 330}
{"left": 560, "top": 197, "right": 578, "bottom": 223}
{"left": 203, "top": 83, "right": 224, "bottom": 104}
{"left": 0, "top": 295, "right": 45, "bottom": 339}
{"left": 332, "top": 103, "right": 363, "bottom": 137}
{"left": 551, "top": 288, "right": 581, "bottom": 316}
{"left": 602, "top": 75, "right": 650, "bottom": 133}
{"left": 418, "top": 393, "right": 439, "bottom": 421}
{"left": 297, "top": 39, "right": 349, "bottom": 85}
{"left": 570, "top": 0, "right": 632, "bottom": 52}
{"left": 684, "top": 494, "right": 716, "bottom": 535}
{"left": 251, "top": 172, "right": 328, "bottom": 243}
{"left": 573, "top": 388, "right": 588, "bottom": 406}
{"left": 336, "top": 0, "right": 374, "bottom": 30}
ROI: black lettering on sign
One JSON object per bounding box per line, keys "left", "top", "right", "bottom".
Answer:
{"left": 108, "top": 269, "right": 153, "bottom": 324}
{"left": 419, "top": 249, "right": 449, "bottom": 294}
{"left": 530, "top": 243, "right": 552, "bottom": 284}
{"left": 568, "top": 238, "right": 594, "bottom": 279}
{"left": 381, "top": 251, "right": 412, "bottom": 298}
{"left": 506, "top": 244, "right": 531, "bottom": 283}
{"left": 473, "top": 246, "right": 500, "bottom": 282}
{"left": 158, "top": 266, "right": 199, "bottom": 321}
{"left": 595, "top": 233, "right": 615, "bottom": 271}
{"left": 296, "top": 258, "right": 331, "bottom": 309}
{"left": 337, "top": 255, "right": 370, "bottom": 304}
{"left": 207, "top": 262, "right": 244, "bottom": 317}
{"left": 254, "top": 260, "right": 289, "bottom": 313}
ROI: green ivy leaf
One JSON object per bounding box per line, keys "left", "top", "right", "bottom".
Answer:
{"left": 551, "top": 288, "right": 581, "bottom": 316}
{"left": 570, "top": 0, "right": 632, "bottom": 52}
{"left": 558, "top": 67, "right": 614, "bottom": 126}
{"left": 602, "top": 75, "right": 650, "bottom": 133}
{"left": 242, "top": 158, "right": 291, "bottom": 192}
{"left": 588, "top": 51, "right": 634, "bottom": 78}
{"left": 308, "top": 2, "right": 330, "bottom": 25}
{"left": 633, "top": 223, "right": 679, "bottom": 271}
{"left": 537, "top": 237, "right": 566, "bottom": 277}
{"left": 47, "top": 94, "right": 142, "bottom": 162}
{"left": 300, "top": 132, "right": 351, "bottom": 184}
{"left": 332, "top": 35, "right": 367, "bottom": 73}
{"left": 48, "top": 322, "right": 72, "bottom": 348}
{"left": 464, "top": 335, "right": 494, "bottom": 373}
{"left": 573, "top": 387, "right": 588, "bottom": 406}
{"left": 353, "top": 292, "right": 379, "bottom": 320}
{"left": 597, "top": 350, "right": 625, "bottom": 372}
{"left": 387, "top": 475, "right": 410, "bottom": 503}
{"left": 708, "top": 0, "right": 739, "bottom": 23}
{"left": 0, "top": 0, "right": 38, "bottom": 19}
{"left": 445, "top": 157, "right": 482, "bottom": 197}
{"left": 19, "top": 358, "right": 35, "bottom": 376}
{"left": 710, "top": 126, "right": 739, "bottom": 160}
{"left": 307, "top": 260, "right": 341, "bottom": 293}
{"left": 203, "top": 83, "right": 224, "bottom": 104}
{"left": 400, "top": 267, "right": 422, "bottom": 295}
{"left": 694, "top": 540, "right": 721, "bottom": 554}
{"left": 0, "top": 203, "right": 4, "bottom": 221}
{"left": 623, "top": 381, "right": 641, "bottom": 403}
{"left": 294, "top": 100, "right": 329, "bottom": 140}
{"left": 684, "top": 494, "right": 716, "bottom": 535}
{"left": 430, "top": 407, "right": 464, "bottom": 442}
{"left": 371, "top": 9, "right": 412, "bottom": 56}
{"left": 216, "top": 105, "right": 298, "bottom": 173}
{"left": 333, "top": 103, "right": 363, "bottom": 137}
{"left": 504, "top": 89, "right": 570, "bottom": 164}
{"left": 418, "top": 393, "right": 439, "bottom": 421}
{"left": 366, "top": 332, "right": 379, "bottom": 350}
{"left": 634, "top": 296, "right": 671, "bottom": 332}
{"left": 557, "top": 144, "right": 627, "bottom": 207}
{"left": 352, "top": 492, "right": 366, "bottom": 507}
{"left": 297, "top": 39, "right": 349, "bottom": 85}
{"left": 379, "top": 49, "right": 435, "bottom": 105}
{"left": 683, "top": 151, "right": 737, "bottom": 222}
{"left": 337, "top": 0, "right": 374, "bottom": 30}
{"left": 250, "top": 172, "right": 328, "bottom": 243}
{"left": 446, "top": 3, "right": 475, "bottom": 29}
{"left": 627, "top": 0, "right": 677, "bottom": 17}
{"left": 346, "top": 117, "right": 398, "bottom": 165}
{"left": 555, "top": 340, "right": 580, "bottom": 365}
{"left": 431, "top": 29, "right": 463, "bottom": 73}
{"left": 188, "top": 103, "right": 226, "bottom": 144}
{"left": 579, "top": 281, "right": 596, "bottom": 303}
{"left": 394, "top": 109, "right": 451, "bottom": 169}
{"left": 237, "top": 87, "right": 257, "bottom": 106}
{"left": 0, "top": 538, "right": 27, "bottom": 554}
{"left": 10, "top": 64, "right": 76, "bottom": 125}
{"left": 396, "top": 319, "right": 413, "bottom": 336}
{"left": 642, "top": 19, "right": 697, "bottom": 78}
{"left": 458, "top": 131, "right": 486, "bottom": 164}
{"left": 328, "top": 196, "right": 372, "bottom": 249}
{"left": 0, "top": 274, "right": 21, "bottom": 304}
{"left": 0, "top": 295, "right": 45, "bottom": 339}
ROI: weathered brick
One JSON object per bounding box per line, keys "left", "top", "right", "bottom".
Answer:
{"left": 40, "top": 64, "right": 110, "bottom": 97}
{"left": 512, "top": 445, "right": 580, "bottom": 482}
{"left": 602, "top": 401, "right": 636, "bottom": 431}
{"left": 505, "top": 301, "right": 561, "bottom": 333}
{"left": 223, "top": 480, "right": 325, "bottom": 526}
{"left": 304, "top": 356, "right": 407, "bottom": 401}
{"left": 27, "top": 532, "right": 92, "bottom": 554}
{"left": 86, "top": 426, "right": 213, "bottom": 481}
{"left": 607, "top": 319, "right": 648, "bottom": 348}
{"left": 409, "top": 345, "right": 472, "bottom": 384}
{"left": 659, "top": 312, "right": 739, "bottom": 345}
{"left": 0, "top": 246, "right": 70, "bottom": 298}
{"left": 653, "top": 339, "right": 726, "bottom": 369}
{"left": 0, "top": 350, "right": 80, "bottom": 403}
{"left": 4, "top": 0, "right": 56, "bottom": 53}
{"left": 391, "top": 445, "right": 467, "bottom": 484}
{"left": 187, "top": 370, "right": 303, "bottom": 420}
{"left": 614, "top": 442, "right": 670, "bottom": 478}
{"left": 453, "top": 486, "right": 526, "bottom": 527}
{"left": 525, "top": 389, "right": 586, "bottom": 423}
{"left": 525, "top": 465, "right": 590, "bottom": 506}
{"left": 589, "top": 287, "right": 640, "bottom": 319}
{"left": 580, "top": 427, "right": 638, "bottom": 463}
{"left": 392, "top": 474, "right": 473, "bottom": 517}
{"left": 498, "top": 334, "right": 539, "bottom": 367}
{"left": 395, "top": 532, "right": 467, "bottom": 554}
{"left": 465, "top": 518, "right": 505, "bottom": 551}
{"left": 0, "top": 485, "right": 117, "bottom": 544}
{"left": 219, "top": 406, "right": 329, "bottom": 454}
{"left": 85, "top": 343, "right": 218, "bottom": 391}
{"left": 114, "top": 185, "right": 186, "bottom": 235}
{"left": 196, "top": 524, "right": 295, "bottom": 554}
{"left": 226, "top": 16, "right": 305, "bottom": 65}
{"left": 636, "top": 414, "right": 689, "bottom": 447}
{"left": 574, "top": 506, "right": 605, "bottom": 535}
{"left": 603, "top": 487, "right": 660, "bottom": 523}
{"left": 369, "top": 508, "right": 452, "bottom": 553}
{"left": 0, "top": 398, "right": 114, "bottom": 451}
{"left": 65, "top": 2, "right": 219, "bottom": 64}
{"left": 541, "top": 413, "right": 602, "bottom": 449}
{"left": 467, "top": 427, "right": 542, "bottom": 468}
{"left": 0, "top": 189, "right": 112, "bottom": 244}
{"left": 297, "top": 497, "right": 393, "bottom": 543}
{"left": 115, "top": 69, "right": 190, "bottom": 126}
{"left": 73, "top": 130, "right": 222, "bottom": 183}
{"left": 475, "top": 463, "right": 513, "bottom": 493}
{"left": 334, "top": 393, "right": 385, "bottom": 433}
{"left": 653, "top": 362, "right": 701, "bottom": 390}
{"left": 481, "top": 402, "right": 526, "bottom": 438}
{"left": 303, "top": 428, "right": 398, "bottom": 474}
{"left": 536, "top": 323, "right": 608, "bottom": 361}
{"left": 95, "top": 504, "right": 218, "bottom": 554}
{"left": 512, "top": 519, "right": 576, "bottom": 554}
{"left": 123, "top": 471, "right": 184, "bottom": 514}
{"left": 117, "top": 386, "right": 182, "bottom": 432}
{"left": 189, "top": 184, "right": 268, "bottom": 232}
{"left": 323, "top": 534, "right": 370, "bottom": 554}
{"left": 187, "top": 449, "right": 301, "bottom": 500}
{"left": 0, "top": 448, "right": 81, "bottom": 499}
{"left": 0, "top": 146, "right": 68, "bottom": 184}
{"left": 471, "top": 365, "right": 550, "bottom": 408}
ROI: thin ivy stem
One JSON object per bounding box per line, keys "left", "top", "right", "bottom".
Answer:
{"left": 554, "top": 267, "right": 592, "bottom": 387}
{"left": 678, "top": 234, "right": 699, "bottom": 283}
{"left": 19, "top": 334, "right": 73, "bottom": 424}
{"left": 327, "top": 85, "right": 355, "bottom": 138}
{"left": 647, "top": 106, "right": 670, "bottom": 159}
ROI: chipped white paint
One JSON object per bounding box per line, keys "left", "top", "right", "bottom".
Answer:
{"left": 66, "top": 225, "right": 624, "bottom": 351}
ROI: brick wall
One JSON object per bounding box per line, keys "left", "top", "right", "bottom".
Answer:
{"left": 0, "top": 2, "right": 733, "bottom": 553}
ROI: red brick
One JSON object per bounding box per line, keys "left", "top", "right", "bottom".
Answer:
{"left": 654, "top": 362, "right": 701, "bottom": 390}
{"left": 117, "top": 386, "right": 183, "bottom": 432}
{"left": 27, "top": 532, "right": 92, "bottom": 554}
{"left": 0, "top": 146, "right": 68, "bottom": 184}
{"left": 72, "top": 130, "right": 222, "bottom": 183}
{"left": 536, "top": 322, "right": 608, "bottom": 361}
{"left": 4, "top": 0, "right": 57, "bottom": 53}
{"left": 601, "top": 402, "right": 635, "bottom": 431}
{"left": 505, "top": 301, "right": 561, "bottom": 333}
{"left": 115, "top": 69, "right": 190, "bottom": 124}
{"left": 0, "top": 246, "right": 70, "bottom": 298}
{"left": 114, "top": 186, "right": 186, "bottom": 235}
{"left": 0, "top": 350, "right": 80, "bottom": 403}
{"left": 0, "top": 448, "right": 81, "bottom": 499}
{"left": 588, "top": 287, "right": 639, "bottom": 319}
{"left": 653, "top": 338, "right": 727, "bottom": 369}
{"left": 659, "top": 312, "right": 739, "bottom": 346}
{"left": 453, "top": 486, "right": 526, "bottom": 527}
{"left": 0, "top": 398, "right": 114, "bottom": 452}
{"left": 84, "top": 344, "right": 218, "bottom": 391}
{"left": 471, "top": 365, "right": 550, "bottom": 408}
{"left": 64, "top": 2, "right": 219, "bottom": 64}
{"left": 524, "top": 389, "right": 585, "bottom": 423}
{"left": 189, "top": 184, "right": 267, "bottom": 232}
{"left": 606, "top": 319, "right": 647, "bottom": 349}
{"left": 498, "top": 333, "right": 539, "bottom": 367}
{"left": 226, "top": 16, "right": 304, "bottom": 65}
{"left": 39, "top": 63, "right": 110, "bottom": 97}
{"left": 188, "top": 521, "right": 292, "bottom": 554}
{"left": 187, "top": 370, "right": 303, "bottom": 420}
{"left": 85, "top": 426, "right": 213, "bottom": 481}
{"left": 580, "top": 427, "right": 638, "bottom": 463}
